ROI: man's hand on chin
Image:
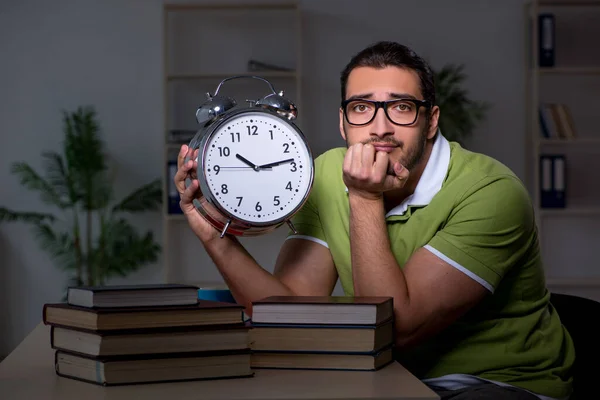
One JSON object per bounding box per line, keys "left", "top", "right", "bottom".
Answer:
{"left": 343, "top": 143, "right": 410, "bottom": 200}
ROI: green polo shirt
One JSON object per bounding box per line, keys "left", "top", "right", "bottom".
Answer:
{"left": 286, "top": 133, "right": 574, "bottom": 399}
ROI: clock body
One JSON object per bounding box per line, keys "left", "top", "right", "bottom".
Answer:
{"left": 190, "top": 107, "right": 314, "bottom": 237}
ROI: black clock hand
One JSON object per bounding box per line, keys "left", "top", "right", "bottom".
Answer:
{"left": 258, "top": 158, "right": 295, "bottom": 169}
{"left": 235, "top": 154, "right": 260, "bottom": 171}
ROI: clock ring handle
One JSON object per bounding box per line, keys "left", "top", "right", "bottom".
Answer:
{"left": 213, "top": 75, "right": 277, "bottom": 97}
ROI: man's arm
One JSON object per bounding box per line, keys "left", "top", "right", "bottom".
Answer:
{"left": 176, "top": 144, "right": 337, "bottom": 316}
{"left": 203, "top": 236, "right": 337, "bottom": 316}
{"left": 349, "top": 194, "right": 487, "bottom": 349}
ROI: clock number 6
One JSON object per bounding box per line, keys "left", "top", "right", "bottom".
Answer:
{"left": 255, "top": 202, "right": 262, "bottom": 212}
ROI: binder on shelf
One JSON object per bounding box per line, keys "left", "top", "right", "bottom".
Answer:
{"left": 540, "top": 154, "right": 566, "bottom": 208}
{"left": 538, "top": 105, "right": 551, "bottom": 139}
{"left": 538, "top": 13, "right": 555, "bottom": 67}
{"left": 538, "top": 103, "right": 577, "bottom": 140}
{"left": 167, "top": 160, "right": 183, "bottom": 215}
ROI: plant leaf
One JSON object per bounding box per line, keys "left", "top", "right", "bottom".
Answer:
{"left": 0, "top": 207, "right": 56, "bottom": 224}
{"left": 88, "top": 169, "right": 114, "bottom": 211}
{"left": 63, "top": 106, "right": 107, "bottom": 210}
{"left": 42, "top": 151, "right": 80, "bottom": 205}
{"left": 33, "top": 223, "right": 78, "bottom": 273}
{"left": 93, "top": 218, "right": 160, "bottom": 281}
{"left": 10, "top": 162, "right": 70, "bottom": 209}
{"left": 112, "top": 179, "right": 163, "bottom": 213}
{"left": 434, "top": 63, "right": 490, "bottom": 144}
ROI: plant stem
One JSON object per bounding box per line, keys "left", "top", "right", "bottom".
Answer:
{"left": 86, "top": 208, "right": 93, "bottom": 286}
{"left": 73, "top": 210, "right": 83, "bottom": 285}
{"left": 98, "top": 213, "right": 105, "bottom": 285}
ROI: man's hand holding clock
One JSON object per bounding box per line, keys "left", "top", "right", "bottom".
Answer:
{"left": 176, "top": 144, "right": 222, "bottom": 243}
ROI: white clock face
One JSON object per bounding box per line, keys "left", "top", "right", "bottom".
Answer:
{"left": 202, "top": 110, "right": 313, "bottom": 224}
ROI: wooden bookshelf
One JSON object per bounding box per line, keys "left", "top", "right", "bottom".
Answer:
{"left": 526, "top": 1, "right": 600, "bottom": 297}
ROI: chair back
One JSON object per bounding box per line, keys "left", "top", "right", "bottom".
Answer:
{"left": 550, "top": 292, "right": 600, "bottom": 398}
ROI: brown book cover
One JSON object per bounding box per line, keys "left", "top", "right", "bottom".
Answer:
{"left": 253, "top": 296, "right": 392, "bottom": 305}
{"left": 250, "top": 345, "right": 394, "bottom": 371}
{"left": 249, "top": 319, "right": 393, "bottom": 353}
{"left": 43, "top": 300, "right": 244, "bottom": 331}
{"left": 251, "top": 296, "right": 393, "bottom": 326}
{"left": 67, "top": 283, "right": 200, "bottom": 308}
{"left": 54, "top": 348, "right": 254, "bottom": 386}
{"left": 50, "top": 323, "right": 251, "bottom": 357}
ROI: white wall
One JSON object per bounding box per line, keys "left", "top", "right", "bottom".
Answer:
{"left": 0, "top": 0, "right": 529, "bottom": 356}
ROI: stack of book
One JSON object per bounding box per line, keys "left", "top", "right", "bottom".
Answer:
{"left": 249, "top": 296, "right": 395, "bottom": 371}
{"left": 42, "top": 283, "right": 253, "bottom": 386}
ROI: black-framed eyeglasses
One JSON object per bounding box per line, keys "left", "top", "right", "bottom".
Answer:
{"left": 341, "top": 98, "right": 431, "bottom": 126}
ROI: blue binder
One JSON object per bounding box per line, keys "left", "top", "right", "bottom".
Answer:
{"left": 538, "top": 13, "right": 555, "bottom": 67}
{"left": 540, "top": 154, "right": 566, "bottom": 208}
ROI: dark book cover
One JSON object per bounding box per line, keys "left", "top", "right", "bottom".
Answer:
{"left": 44, "top": 299, "right": 243, "bottom": 317}
{"left": 68, "top": 283, "right": 199, "bottom": 292}
{"left": 252, "top": 296, "right": 392, "bottom": 306}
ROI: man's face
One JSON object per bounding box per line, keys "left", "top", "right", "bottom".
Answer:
{"left": 339, "top": 66, "right": 439, "bottom": 172}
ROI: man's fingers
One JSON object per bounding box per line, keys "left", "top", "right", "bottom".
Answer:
{"left": 177, "top": 145, "right": 188, "bottom": 169}
{"left": 361, "top": 144, "right": 375, "bottom": 174}
{"left": 343, "top": 145, "right": 354, "bottom": 174}
{"left": 180, "top": 178, "right": 201, "bottom": 206}
{"left": 174, "top": 158, "right": 193, "bottom": 194}
{"left": 383, "top": 161, "right": 409, "bottom": 191}
{"left": 350, "top": 143, "right": 362, "bottom": 174}
{"left": 394, "top": 161, "right": 408, "bottom": 180}
{"left": 374, "top": 151, "right": 389, "bottom": 179}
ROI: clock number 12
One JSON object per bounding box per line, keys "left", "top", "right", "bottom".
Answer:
{"left": 247, "top": 125, "right": 258, "bottom": 136}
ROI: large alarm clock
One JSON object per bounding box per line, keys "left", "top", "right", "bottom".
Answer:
{"left": 185, "top": 75, "right": 314, "bottom": 238}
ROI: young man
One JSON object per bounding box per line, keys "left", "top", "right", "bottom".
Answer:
{"left": 175, "top": 41, "right": 574, "bottom": 400}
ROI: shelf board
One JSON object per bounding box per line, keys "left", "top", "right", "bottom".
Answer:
{"left": 166, "top": 142, "right": 191, "bottom": 150}
{"left": 536, "top": 137, "right": 600, "bottom": 145}
{"left": 167, "top": 72, "right": 297, "bottom": 81}
{"left": 538, "top": 67, "right": 600, "bottom": 75}
{"left": 547, "top": 277, "right": 600, "bottom": 287}
{"left": 164, "top": 3, "right": 299, "bottom": 12}
{"left": 538, "top": 1, "right": 600, "bottom": 7}
{"left": 539, "top": 207, "right": 600, "bottom": 217}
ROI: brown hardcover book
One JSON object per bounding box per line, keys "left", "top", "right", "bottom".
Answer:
{"left": 50, "top": 323, "right": 250, "bottom": 357}
{"left": 43, "top": 300, "right": 244, "bottom": 331}
{"left": 67, "top": 283, "right": 199, "bottom": 308}
{"left": 251, "top": 296, "right": 394, "bottom": 325}
{"left": 250, "top": 346, "right": 393, "bottom": 371}
{"left": 250, "top": 319, "right": 393, "bottom": 353}
{"left": 54, "top": 349, "right": 253, "bottom": 386}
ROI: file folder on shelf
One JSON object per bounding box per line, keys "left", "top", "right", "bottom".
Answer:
{"left": 540, "top": 154, "right": 566, "bottom": 208}
{"left": 538, "top": 13, "right": 555, "bottom": 67}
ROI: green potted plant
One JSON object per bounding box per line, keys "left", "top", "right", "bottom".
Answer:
{"left": 0, "top": 106, "right": 163, "bottom": 289}
{"left": 434, "top": 63, "right": 490, "bottom": 144}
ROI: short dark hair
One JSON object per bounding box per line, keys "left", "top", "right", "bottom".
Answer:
{"left": 340, "top": 41, "right": 436, "bottom": 107}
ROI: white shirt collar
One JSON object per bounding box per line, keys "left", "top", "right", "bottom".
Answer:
{"left": 386, "top": 130, "right": 451, "bottom": 217}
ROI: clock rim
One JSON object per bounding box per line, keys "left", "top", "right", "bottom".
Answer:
{"left": 196, "top": 107, "right": 315, "bottom": 228}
